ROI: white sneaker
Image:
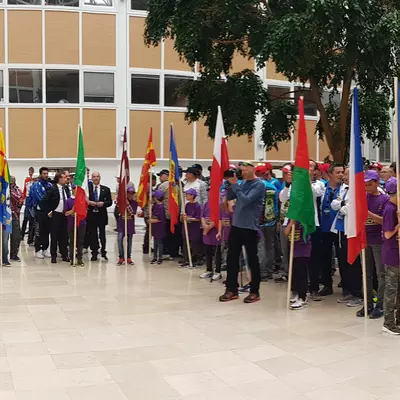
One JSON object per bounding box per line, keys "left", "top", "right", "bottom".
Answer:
{"left": 42, "top": 250, "right": 51, "bottom": 258}
{"left": 200, "top": 272, "right": 213, "bottom": 279}
{"left": 290, "top": 293, "right": 299, "bottom": 303}
{"left": 35, "top": 251, "right": 44, "bottom": 259}
{"left": 212, "top": 273, "right": 222, "bottom": 281}
{"left": 291, "top": 299, "right": 307, "bottom": 310}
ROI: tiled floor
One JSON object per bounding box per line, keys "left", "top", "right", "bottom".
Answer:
{"left": 0, "top": 232, "right": 399, "bottom": 399}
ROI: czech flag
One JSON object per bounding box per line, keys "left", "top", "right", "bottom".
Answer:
{"left": 347, "top": 88, "right": 368, "bottom": 264}
{"left": 168, "top": 125, "right": 180, "bottom": 232}
{"left": 209, "top": 106, "right": 230, "bottom": 227}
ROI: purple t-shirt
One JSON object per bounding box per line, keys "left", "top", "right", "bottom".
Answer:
{"left": 64, "top": 197, "right": 86, "bottom": 229}
{"left": 117, "top": 200, "right": 138, "bottom": 235}
{"left": 202, "top": 202, "right": 219, "bottom": 246}
{"left": 152, "top": 203, "right": 166, "bottom": 240}
{"left": 220, "top": 206, "right": 232, "bottom": 242}
{"left": 291, "top": 222, "right": 311, "bottom": 258}
{"left": 382, "top": 201, "right": 399, "bottom": 266}
{"left": 184, "top": 202, "right": 201, "bottom": 242}
{"left": 366, "top": 193, "right": 389, "bottom": 245}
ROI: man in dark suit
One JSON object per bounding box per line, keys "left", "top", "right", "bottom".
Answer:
{"left": 88, "top": 171, "right": 112, "bottom": 261}
{"left": 39, "top": 172, "right": 70, "bottom": 264}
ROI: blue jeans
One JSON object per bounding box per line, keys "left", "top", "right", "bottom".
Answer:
{"left": 153, "top": 239, "right": 163, "bottom": 260}
{"left": 117, "top": 232, "right": 132, "bottom": 259}
{"left": 2, "top": 230, "right": 9, "bottom": 264}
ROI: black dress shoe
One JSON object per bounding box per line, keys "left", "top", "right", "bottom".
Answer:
{"left": 91, "top": 255, "right": 98, "bottom": 262}
{"left": 101, "top": 254, "right": 108, "bottom": 261}
{"left": 62, "top": 257, "right": 70, "bottom": 263}
{"left": 51, "top": 257, "right": 57, "bottom": 264}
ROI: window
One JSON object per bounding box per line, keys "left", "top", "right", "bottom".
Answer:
{"left": 46, "top": 70, "right": 79, "bottom": 103}
{"left": 379, "top": 139, "right": 392, "bottom": 163}
{"left": 131, "top": 0, "right": 148, "bottom": 10}
{"left": 294, "top": 87, "right": 317, "bottom": 116}
{"left": 267, "top": 86, "right": 291, "bottom": 101}
{"left": 164, "top": 75, "right": 191, "bottom": 107}
{"left": 9, "top": 69, "right": 42, "bottom": 103}
{"left": 321, "top": 91, "right": 340, "bottom": 106}
{"left": 8, "top": 0, "right": 41, "bottom": 4}
{"left": 46, "top": 0, "right": 78, "bottom": 7}
{"left": 0, "top": 71, "right": 4, "bottom": 102}
{"left": 131, "top": 74, "right": 159, "bottom": 105}
{"left": 84, "top": 0, "right": 112, "bottom": 6}
{"left": 84, "top": 72, "right": 114, "bottom": 103}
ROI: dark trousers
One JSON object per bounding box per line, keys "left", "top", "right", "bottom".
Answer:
{"left": 88, "top": 218, "right": 107, "bottom": 256}
{"left": 143, "top": 217, "right": 150, "bottom": 251}
{"left": 293, "top": 257, "right": 309, "bottom": 301}
{"left": 205, "top": 244, "right": 222, "bottom": 273}
{"left": 21, "top": 207, "right": 34, "bottom": 243}
{"left": 166, "top": 220, "right": 182, "bottom": 257}
{"left": 10, "top": 219, "right": 21, "bottom": 258}
{"left": 50, "top": 212, "right": 68, "bottom": 258}
{"left": 153, "top": 238, "right": 163, "bottom": 260}
{"left": 183, "top": 238, "right": 201, "bottom": 263}
{"left": 34, "top": 211, "right": 51, "bottom": 252}
{"left": 226, "top": 226, "right": 261, "bottom": 295}
{"left": 320, "top": 232, "right": 336, "bottom": 288}
{"left": 338, "top": 233, "right": 362, "bottom": 298}
{"left": 309, "top": 227, "right": 322, "bottom": 292}
{"left": 68, "top": 225, "right": 86, "bottom": 262}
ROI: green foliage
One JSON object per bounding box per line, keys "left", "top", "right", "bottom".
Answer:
{"left": 145, "top": 0, "right": 400, "bottom": 161}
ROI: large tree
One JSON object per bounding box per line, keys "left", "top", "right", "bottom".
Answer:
{"left": 145, "top": 0, "right": 400, "bottom": 162}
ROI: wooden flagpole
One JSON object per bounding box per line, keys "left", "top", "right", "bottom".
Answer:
{"left": 178, "top": 180, "right": 193, "bottom": 268}
{"left": 148, "top": 167, "right": 152, "bottom": 259}
{"left": 394, "top": 77, "right": 400, "bottom": 297}
{"left": 73, "top": 213, "right": 77, "bottom": 266}
{"left": 286, "top": 224, "right": 295, "bottom": 308}
{"left": 125, "top": 209, "right": 128, "bottom": 266}
{"left": 361, "top": 249, "right": 368, "bottom": 319}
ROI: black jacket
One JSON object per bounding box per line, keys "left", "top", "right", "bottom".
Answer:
{"left": 88, "top": 183, "right": 112, "bottom": 225}
{"left": 39, "top": 184, "right": 69, "bottom": 214}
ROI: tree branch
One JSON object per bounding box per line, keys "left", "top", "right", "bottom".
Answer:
{"left": 212, "top": 38, "right": 247, "bottom": 45}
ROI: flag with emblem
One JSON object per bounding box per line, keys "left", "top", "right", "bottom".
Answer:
{"left": 168, "top": 125, "right": 180, "bottom": 232}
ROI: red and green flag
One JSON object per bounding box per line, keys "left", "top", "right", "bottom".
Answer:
{"left": 74, "top": 126, "right": 88, "bottom": 224}
{"left": 286, "top": 97, "right": 315, "bottom": 240}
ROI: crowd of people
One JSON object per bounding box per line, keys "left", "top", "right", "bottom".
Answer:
{"left": 7, "top": 159, "right": 400, "bottom": 334}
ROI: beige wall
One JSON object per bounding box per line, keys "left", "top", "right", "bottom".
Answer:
{"left": 266, "top": 60, "right": 287, "bottom": 81}
{"left": 163, "top": 112, "right": 193, "bottom": 158}
{"left": 164, "top": 38, "right": 192, "bottom": 71}
{"left": 46, "top": 11, "right": 79, "bottom": 65}
{"left": 0, "top": 11, "right": 4, "bottom": 64}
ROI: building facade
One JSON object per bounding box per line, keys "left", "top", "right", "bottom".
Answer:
{"left": 1, "top": 0, "right": 392, "bottom": 187}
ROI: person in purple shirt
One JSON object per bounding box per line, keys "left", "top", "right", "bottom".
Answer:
{"left": 179, "top": 188, "right": 201, "bottom": 268}
{"left": 199, "top": 201, "right": 222, "bottom": 281}
{"left": 357, "top": 170, "right": 389, "bottom": 319}
{"left": 150, "top": 190, "right": 166, "bottom": 265}
{"left": 381, "top": 177, "right": 400, "bottom": 335}
{"left": 117, "top": 187, "right": 138, "bottom": 266}
{"left": 64, "top": 184, "right": 86, "bottom": 266}
{"left": 285, "top": 220, "right": 311, "bottom": 310}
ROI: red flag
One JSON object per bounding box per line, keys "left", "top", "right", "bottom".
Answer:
{"left": 137, "top": 129, "right": 157, "bottom": 208}
{"left": 117, "top": 127, "right": 130, "bottom": 215}
{"left": 210, "top": 107, "right": 230, "bottom": 227}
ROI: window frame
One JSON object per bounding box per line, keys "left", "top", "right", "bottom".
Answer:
{"left": 130, "top": 71, "right": 161, "bottom": 107}
{"left": 8, "top": 68, "right": 43, "bottom": 104}
{"left": 45, "top": 68, "right": 80, "bottom": 105}
{"left": 83, "top": 70, "right": 116, "bottom": 104}
{"left": 164, "top": 74, "right": 192, "bottom": 109}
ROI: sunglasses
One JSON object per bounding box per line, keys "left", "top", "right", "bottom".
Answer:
{"left": 238, "top": 162, "right": 254, "bottom": 167}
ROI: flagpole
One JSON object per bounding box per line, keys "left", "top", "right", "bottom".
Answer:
{"left": 286, "top": 224, "right": 295, "bottom": 309}
{"left": 178, "top": 179, "right": 193, "bottom": 268}
{"left": 394, "top": 78, "right": 400, "bottom": 264}
{"left": 148, "top": 167, "right": 152, "bottom": 259}
{"left": 0, "top": 225, "right": 3, "bottom": 268}
{"left": 73, "top": 213, "right": 77, "bottom": 266}
{"left": 360, "top": 248, "right": 368, "bottom": 319}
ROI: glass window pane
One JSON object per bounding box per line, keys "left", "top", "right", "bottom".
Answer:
{"left": 8, "top": 0, "right": 41, "bottom": 4}
{"left": 46, "top": 70, "right": 79, "bottom": 104}
{"left": 0, "top": 72, "right": 4, "bottom": 102}
{"left": 84, "top": 0, "right": 112, "bottom": 6}
{"left": 294, "top": 88, "right": 317, "bottom": 117}
{"left": 321, "top": 91, "right": 340, "bottom": 106}
{"left": 131, "top": 74, "right": 159, "bottom": 105}
{"left": 164, "top": 75, "right": 191, "bottom": 107}
{"left": 379, "top": 139, "right": 391, "bottom": 163}
{"left": 84, "top": 72, "right": 114, "bottom": 103}
{"left": 267, "top": 86, "right": 291, "bottom": 101}
{"left": 46, "top": 0, "right": 78, "bottom": 7}
{"left": 9, "top": 69, "right": 42, "bottom": 103}
{"left": 131, "top": 0, "right": 147, "bottom": 10}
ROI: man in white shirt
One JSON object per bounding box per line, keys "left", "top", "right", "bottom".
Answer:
{"left": 183, "top": 167, "right": 207, "bottom": 206}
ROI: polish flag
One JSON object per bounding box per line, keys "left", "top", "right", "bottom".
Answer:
{"left": 209, "top": 106, "right": 230, "bottom": 227}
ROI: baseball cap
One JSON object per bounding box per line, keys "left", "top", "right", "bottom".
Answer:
{"left": 369, "top": 162, "right": 383, "bottom": 170}
{"left": 320, "top": 163, "right": 330, "bottom": 172}
{"left": 386, "top": 177, "right": 397, "bottom": 195}
{"left": 184, "top": 188, "right": 198, "bottom": 198}
{"left": 255, "top": 164, "right": 267, "bottom": 174}
{"left": 264, "top": 162, "right": 273, "bottom": 171}
{"left": 152, "top": 190, "right": 164, "bottom": 200}
{"left": 238, "top": 161, "right": 255, "bottom": 167}
{"left": 183, "top": 167, "right": 200, "bottom": 176}
{"left": 364, "top": 170, "right": 379, "bottom": 182}
{"left": 281, "top": 164, "right": 292, "bottom": 173}
{"left": 157, "top": 169, "right": 169, "bottom": 177}
{"left": 127, "top": 186, "right": 135, "bottom": 193}
{"left": 32, "top": 172, "right": 39, "bottom": 179}
{"left": 192, "top": 163, "right": 203, "bottom": 171}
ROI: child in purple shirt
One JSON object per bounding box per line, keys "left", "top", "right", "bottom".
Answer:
{"left": 381, "top": 177, "right": 400, "bottom": 334}
{"left": 117, "top": 187, "right": 138, "bottom": 266}
{"left": 285, "top": 220, "right": 311, "bottom": 310}
{"left": 150, "top": 190, "right": 166, "bottom": 265}
{"left": 64, "top": 184, "right": 86, "bottom": 266}
{"left": 199, "top": 201, "right": 222, "bottom": 281}
{"left": 179, "top": 188, "right": 201, "bottom": 268}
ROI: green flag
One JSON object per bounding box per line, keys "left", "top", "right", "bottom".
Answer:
{"left": 74, "top": 126, "right": 88, "bottom": 223}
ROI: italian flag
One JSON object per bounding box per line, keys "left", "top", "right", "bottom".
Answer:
{"left": 74, "top": 126, "right": 88, "bottom": 223}
{"left": 286, "top": 97, "right": 315, "bottom": 240}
